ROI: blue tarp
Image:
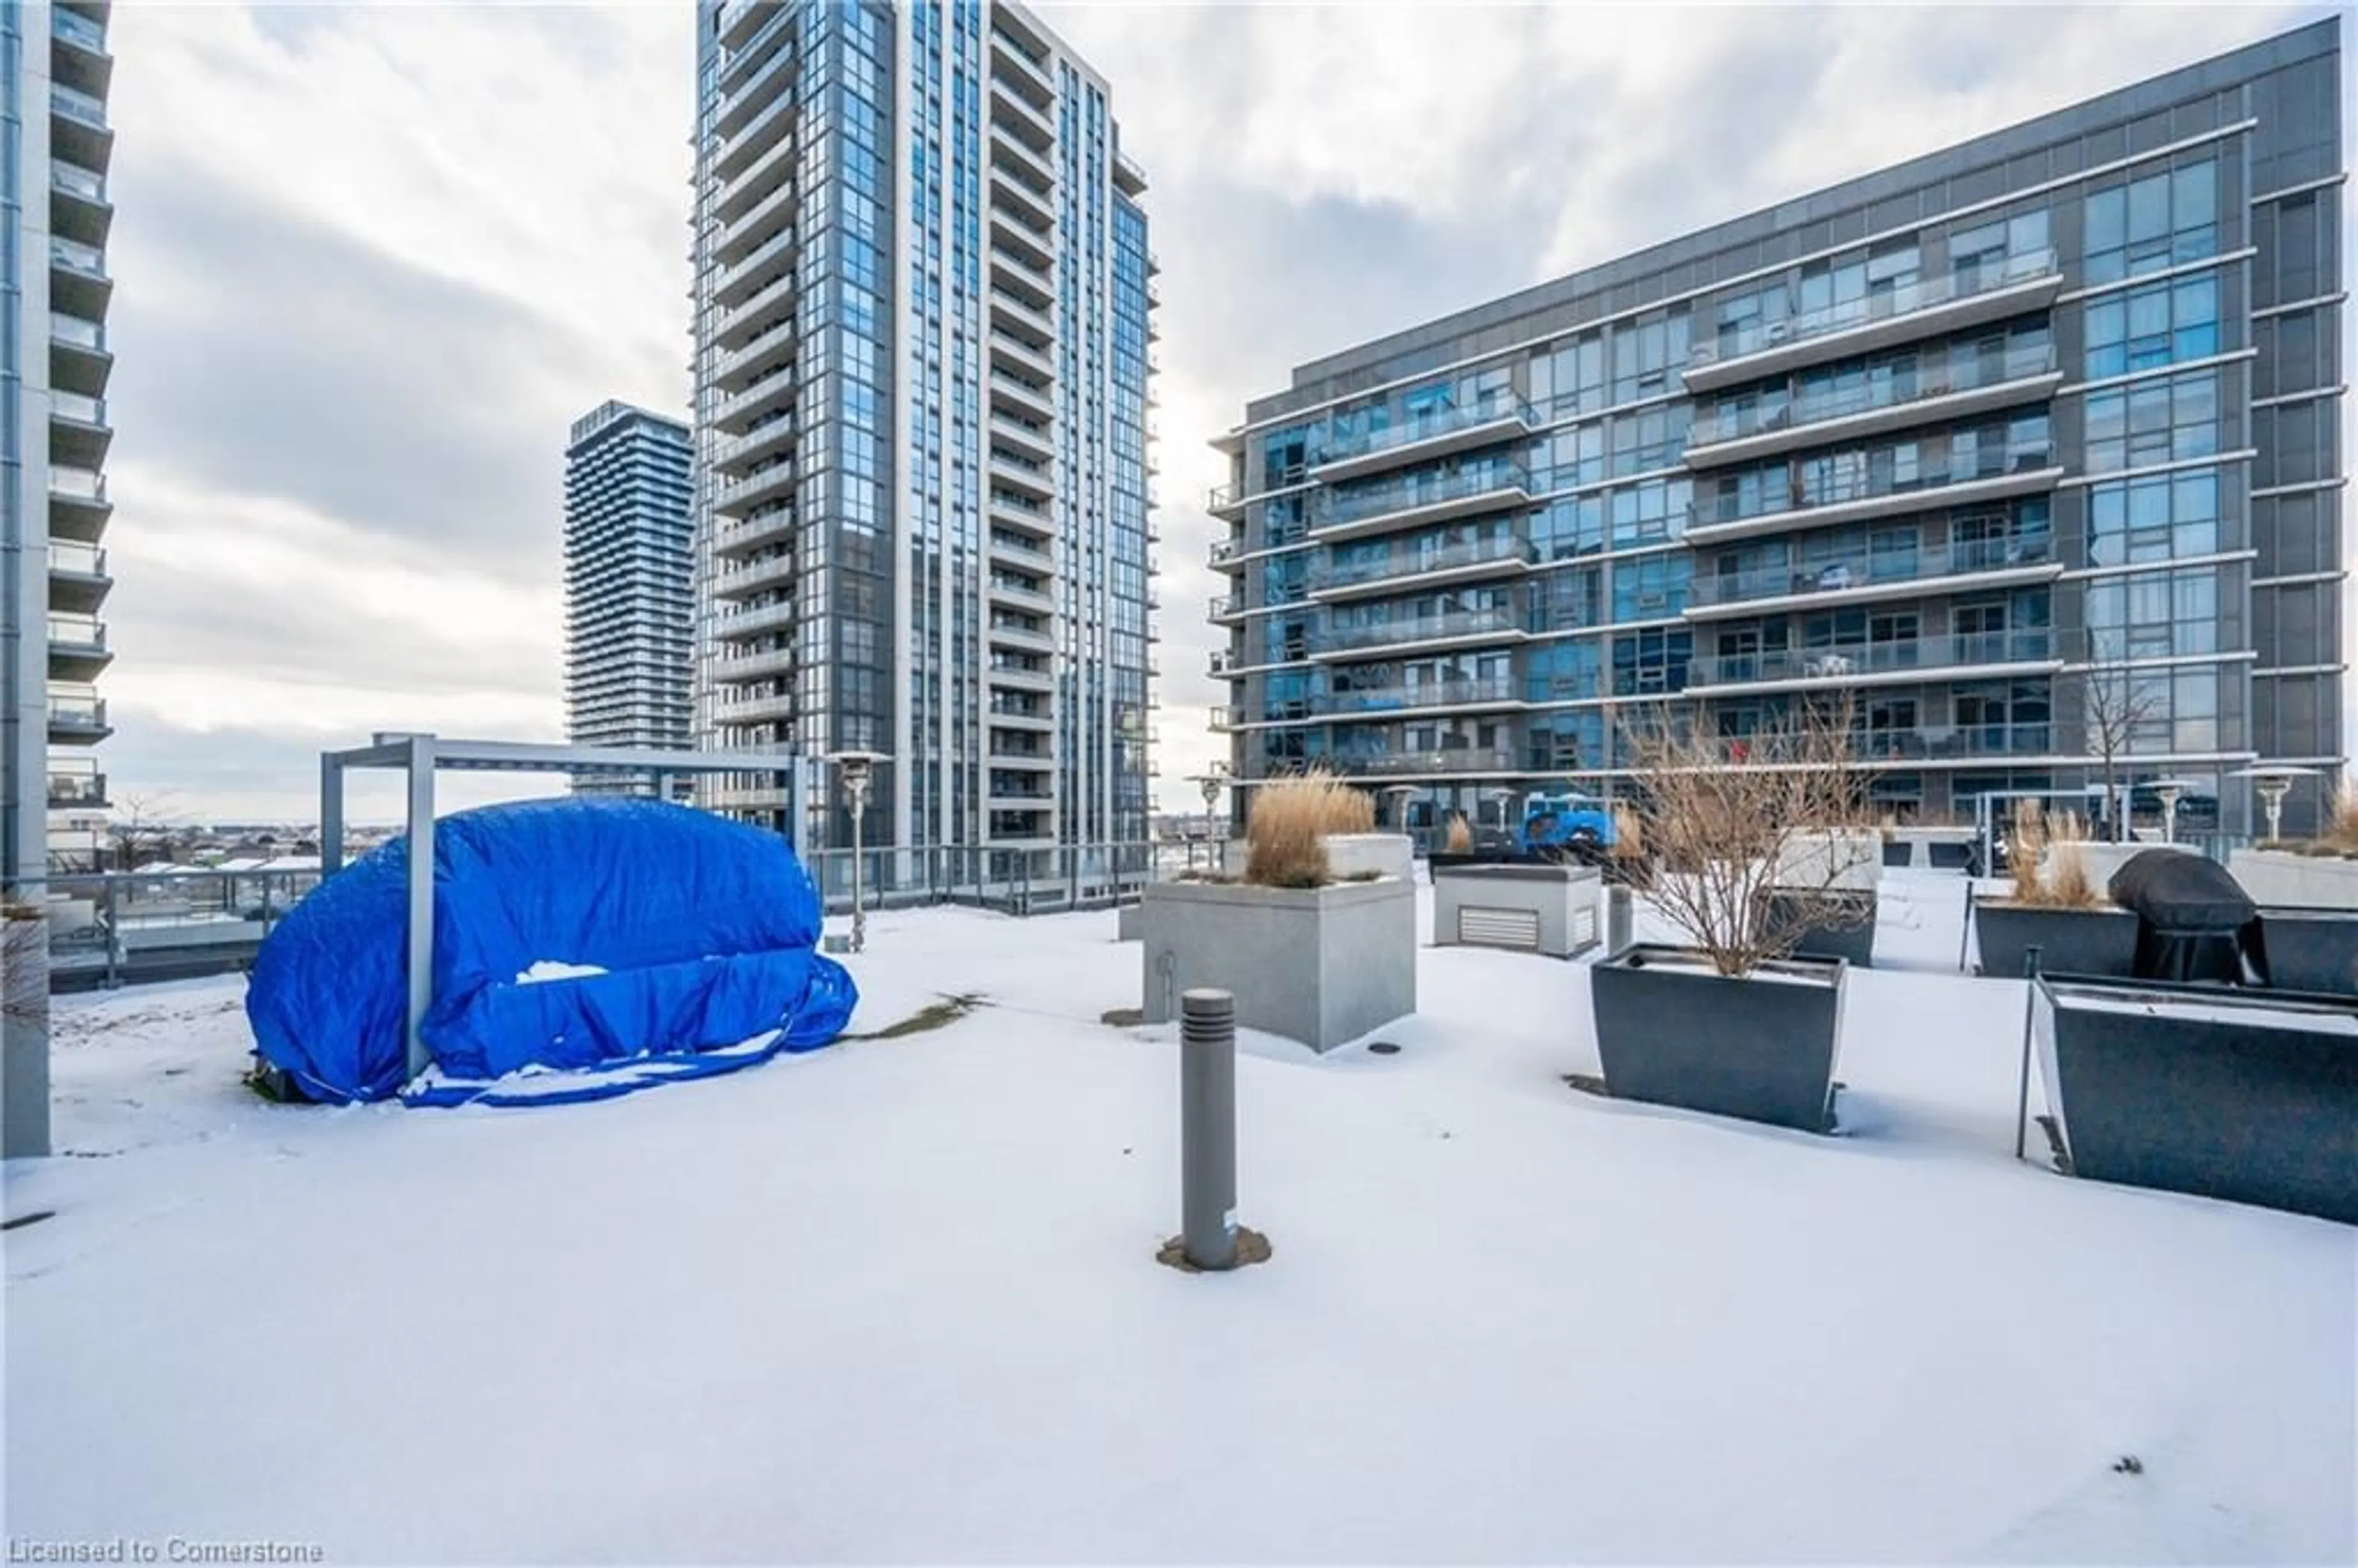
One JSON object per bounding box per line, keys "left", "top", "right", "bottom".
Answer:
{"left": 246, "top": 798, "right": 857, "bottom": 1106}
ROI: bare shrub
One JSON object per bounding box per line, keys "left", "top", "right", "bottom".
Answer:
{"left": 1616, "top": 699, "right": 1872, "bottom": 977}
{"left": 2045, "top": 839, "right": 2101, "bottom": 909}
{"left": 1243, "top": 772, "right": 1375, "bottom": 889}
{"left": 1444, "top": 813, "right": 1474, "bottom": 853}
{"left": 2326, "top": 776, "right": 2358, "bottom": 854}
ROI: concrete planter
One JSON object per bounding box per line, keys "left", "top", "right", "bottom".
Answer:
{"left": 1115, "top": 901, "right": 1142, "bottom": 942}
{"left": 1972, "top": 901, "right": 2138, "bottom": 979}
{"left": 2229, "top": 848, "right": 2358, "bottom": 911}
{"left": 1433, "top": 863, "right": 1601, "bottom": 957}
{"left": 2258, "top": 908, "right": 2358, "bottom": 995}
{"left": 2032, "top": 976, "right": 2358, "bottom": 1225}
{"left": 1589, "top": 947, "right": 1846, "bottom": 1133}
{"left": 1140, "top": 877, "right": 1415, "bottom": 1052}
{"left": 1883, "top": 828, "right": 1976, "bottom": 871}
{"left": 1220, "top": 833, "right": 1415, "bottom": 884}
{"left": 2, "top": 909, "right": 51, "bottom": 1157}
{"left": 1764, "top": 889, "right": 1877, "bottom": 968}
{"left": 1772, "top": 831, "right": 1881, "bottom": 893}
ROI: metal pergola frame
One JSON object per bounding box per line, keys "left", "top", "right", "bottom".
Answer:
{"left": 319, "top": 733, "right": 815, "bottom": 1082}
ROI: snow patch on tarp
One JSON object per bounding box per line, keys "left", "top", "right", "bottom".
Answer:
{"left": 244, "top": 798, "right": 856, "bottom": 1105}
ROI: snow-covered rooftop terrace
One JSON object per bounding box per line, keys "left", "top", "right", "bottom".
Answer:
{"left": 7, "top": 871, "right": 2354, "bottom": 1562}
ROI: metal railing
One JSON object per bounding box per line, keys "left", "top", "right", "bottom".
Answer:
{"left": 1688, "top": 535, "right": 2055, "bottom": 608}
{"left": 1687, "top": 344, "right": 2058, "bottom": 448}
{"left": 1686, "top": 629, "right": 2058, "bottom": 687}
{"left": 1691, "top": 248, "right": 2061, "bottom": 368}
{"left": 1311, "top": 390, "right": 1538, "bottom": 469}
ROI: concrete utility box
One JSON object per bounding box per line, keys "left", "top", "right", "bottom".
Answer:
{"left": 1433, "top": 863, "right": 1601, "bottom": 957}
{"left": 1140, "top": 877, "right": 1415, "bottom": 1052}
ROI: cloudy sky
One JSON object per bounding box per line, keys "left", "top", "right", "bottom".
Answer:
{"left": 97, "top": 0, "right": 2338, "bottom": 825}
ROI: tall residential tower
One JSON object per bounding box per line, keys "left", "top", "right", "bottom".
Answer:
{"left": 2, "top": 0, "right": 115, "bottom": 886}
{"left": 1211, "top": 19, "right": 2344, "bottom": 840}
{"left": 691, "top": 0, "right": 1156, "bottom": 855}
{"left": 563, "top": 400, "right": 696, "bottom": 794}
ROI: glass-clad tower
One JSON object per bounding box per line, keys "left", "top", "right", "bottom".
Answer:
{"left": 2, "top": 0, "right": 115, "bottom": 887}
{"left": 563, "top": 400, "right": 696, "bottom": 795}
{"left": 690, "top": 0, "right": 1156, "bottom": 854}
{"left": 1211, "top": 19, "right": 2344, "bottom": 840}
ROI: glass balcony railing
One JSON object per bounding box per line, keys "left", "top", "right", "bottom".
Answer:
{"left": 1208, "top": 481, "right": 1245, "bottom": 511}
{"left": 1686, "top": 629, "right": 2056, "bottom": 688}
{"left": 1318, "top": 607, "right": 1519, "bottom": 652}
{"left": 53, "top": 390, "right": 105, "bottom": 426}
{"left": 49, "top": 690, "right": 106, "bottom": 729}
{"left": 1691, "top": 249, "right": 2060, "bottom": 370}
{"left": 1326, "top": 747, "right": 1519, "bottom": 777}
{"left": 49, "top": 763, "right": 106, "bottom": 805}
{"left": 1693, "top": 442, "right": 2056, "bottom": 530}
{"left": 50, "top": 312, "right": 104, "bottom": 350}
{"left": 1687, "top": 344, "right": 2059, "bottom": 448}
{"left": 50, "top": 236, "right": 106, "bottom": 278}
{"left": 52, "top": 83, "right": 107, "bottom": 131}
{"left": 1310, "top": 535, "right": 1535, "bottom": 591}
{"left": 1689, "top": 535, "right": 2056, "bottom": 609}
{"left": 49, "top": 541, "right": 106, "bottom": 576}
{"left": 1850, "top": 725, "right": 2055, "bottom": 763}
{"left": 1311, "top": 460, "right": 1530, "bottom": 533}
{"left": 53, "top": 8, "right": 106, "bottom": 51}
{"left": 47, "top": 614, "right": 106, "bottom": 651}
{"left": 1321, "top": 677, "right": 1520, "bottom": 715}
{"left": 50, "top": 160, "right": 104, "bottom": 203}
{"left": 49, "top": 465, "right": 104, "bottom": 502}
{"left": 1312, "top": 390, "right": 1538, "bottom": 469}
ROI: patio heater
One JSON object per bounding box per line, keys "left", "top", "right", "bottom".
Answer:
{"left": 2144, "top": 777, "right": 2203, "bottom": 845}
{"left": 2232, "top": 765, "right": 2316, "bottom": 845}
{"left": 1186, "top": 766, "right": 1229, "bottom": 870}
{"left": 826, "top": 750, "right": 889, "bottom": 953}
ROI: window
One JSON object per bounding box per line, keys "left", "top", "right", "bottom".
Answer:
{"left": 1609, "top": 312, "right": 1689, "bottom": 405}
{"left": 1611, "top": 553, "right": 1691, "bottom": 621}
{"left": 1534, "top": 495, "right": 1604, "bottom": 561}
{"left": 1525, "top": 637, "right": 1602, "bottom": 703}
{"left": 1610, "top": 627, "right": 1691, "bottom": 696}
{"left": 2083, "top": 368, "right": 2220, "bottom": 475}
{"left": 2082, "top": 271, "right": 2220, "bottom": 378}
{"left": 2084, "top": 565, "right": 2221, "bottom": 659}
{"left": 1607, "top": 476, "right": 1691, "bottom": 548}
{"left": 2084, "top": 157, "right": 2217, "bottom": 284}
{"left": 2087, "top": 467, "right": 2220, "bottom": 567}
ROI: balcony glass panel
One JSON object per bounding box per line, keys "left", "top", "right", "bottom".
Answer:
{"left": 53, "top": 390, "right": 104, "bottom": 425}
{"left": 50, "top": 236, "right": 105, "bottom": 276}
{"left": 1687, "top": 629, "right": 2055, "bottom": 686}
{"left": 1319, "top": 607, "right": 1519, "bottom": 651}
{"left": 1689, "top": 341, "right": 2056, "bottom": 447}
{"left": 1321, "top": 677, "right": 1518, "bottom": 715}
{"left": 1312, "top": 534, "right": 1533, "bottom": 589}
{"left": 52, "top": 83, "right": 107, "bottom": 130}
{"left": 53, "top": 9, "right": 105, "bottom": 50}
{"left": 49, "top": 465, "right": 104, "bottom": 501}
{"left": 50, "top": 312, "right": 103, "bottom": 349}
{"left": 49, "top": 541, "right": 105, "bottom": 575}
{"left": 48, "top": 614, "right": 105, "bottom": 649}
{"left": 1691, "top": 533, "right": 2055, "bottom": 609}
{"left": 49, "top": 160, "right": 103, "bottom": 201}
{"left": 1312, "top": 389, "right": 1535, "bottom": 467}
{"left": 1695, "top": 248, "right": 2058, "bottom": 368}
{"left": 1697, "top": 432, "right": 2054, "bottom": 529}
{"left": 1313, "top": 459, "right": 1528, "bottom": 531}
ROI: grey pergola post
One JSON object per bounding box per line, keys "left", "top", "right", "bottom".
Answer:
{"left": 319, "top": 753, "right": 345, "bottom": 877}
{"left": 404, "top": 734, "right": 437, "bottom": 1081}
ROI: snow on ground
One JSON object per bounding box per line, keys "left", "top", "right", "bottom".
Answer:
{"left": 6, "top": 871, "right": 2354, "bottom": 1564}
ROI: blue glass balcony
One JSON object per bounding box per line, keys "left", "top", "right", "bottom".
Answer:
{"left": 1308, "top": 461, "right": 1531, "bottom": 544}
{"left": 1686, "top": 534, "right": 2061, "bottom": 619}
{"left": 1684, "top": 629, "right": 2060, "bottom": 694}
{"left": 1309, "top": 391, "right": 1539, "bottom": 484}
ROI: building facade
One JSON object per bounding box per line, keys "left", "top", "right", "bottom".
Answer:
{"left": 1, "top": 0, "right": 113, "bottom": 886}
{"left": 563, "top": 400, "right": 696, "bottom": 795}
{"left": 1212, "top": 20, "right": 2344, "bottom": 841}
{"left": 690, "top": 0, "right": 1156, "bottom": 855}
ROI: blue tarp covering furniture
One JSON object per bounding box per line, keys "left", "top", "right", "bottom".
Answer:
{"left": 246, "top": 798, "right": 857, "bottom": 1105}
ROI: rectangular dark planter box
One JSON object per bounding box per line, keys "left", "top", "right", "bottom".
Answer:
{"left": 2033, "top": 976, "right": 2358, "bottom": 1225}
{"left": 1589, "top": 945, "right": 1845, "bottom": 1133}
{"left": 1973, "top": 901, "right": 2138, "bottom": 979}
{"left": 1765, "top": 889, "right": 1877, "bottom": 969}
{"left": 2259, "top": 907, "right": 2358, "bottom": 996}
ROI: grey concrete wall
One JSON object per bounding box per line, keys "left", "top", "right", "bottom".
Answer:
{"left": 2228, "top": 850, "right": 2358, "bottom": 910}
{"left": 1324, "top": 833, "right": 1415, "bottom": 882}
{"left": 2, "top": 910, "right": 51, "bottom": 1157}
{"left": 1141, "top": 877, "right": 1415, "bottom": 1050}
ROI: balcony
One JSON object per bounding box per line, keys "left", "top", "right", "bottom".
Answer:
{"left": 1846, "top": 725, "right": 2057, "bottom": 765}
{"left": 989, "top": 487, "right": 1055, "bottom": 540}
{"left": 1687, "top": 444, "right": 2061, "bottom": 546}
{"left": 1307, "top": 462, "right": 1531, "bottom": 545}
{"left": 990, "top": 367, "right": 1054, "bottom": 423}
{"left": 50, "top": 83, "right": 110, "bottom": 171}
{"left": 1311, "top": 608, "right": 1527, "bottom": 662}
{"left": 47, "top": 465, "right": 109, "bottom": 541}
{"left": 717, "top": 2, "right": 795, "bottom": 99}
{"left": 989, "top": 208, "right": 1054, "bottom": 274}
{"left": 991, "top": 330, "right": 1056, "bottom": 383}
{"left": 717, "top": 599, "right": 797, "bottom": 640}
{"left": 989, "top": 448, "right": 1054, "bottom": 502}
{"left": 713, "top": 506, "right": 796, "bottom": 559}
{"left": 715, "top": 180, "right": 798, "bottom": 265}
{"left": 1683, "top": 629, "right": 2063, "bottom": 697}
{"left": 1684, "top": 535, "right": 2063, "bottom": 621}
{"left": 990, "top": 122, "right": 1056, "bottom": 194}
{"left": 714, "top": 365, "right": 796, "bottom": 436}
{"left": 988, "top": 700, "right": 1054, "bottom": 731}
{"left": 47, "top": 614, "right": 109, "bottom": 679}
{"left": 1326, "top": 748, "right": 1520, "bottom": 779}
{"left": 47, "top": 540, "right": 109, "bottom": 615}
{"left": 1321, "top": 677, "right": 1525, "bottom": 720}
{"left": 712, "top": 691, "right": 795, "bottom": 729}
{"left": 47, "top": 688, "right": 109, "bottom": 744}
{"left": 715, "top": 227, "right": 796, "bottom": 308}
{"left": 49, "top": 158, "right": 109, "bottom": 247}
{"left": 989, "top": 660, "right": 1055, "bottom": 693}
{"left": 1114, "top": 147, "right": 1148, "bottom": 198}
{"left": 1208, "top": 594, "right": 1245, "bottom": 624}
{"left": 48, "top": 761, "right": 107, "bottom": 809}
{"left": 990, "top": 160, "right": 1056, "bottom": 235}
{"left": 714, "top": 89, "right": 793, "bottom": 183}
{"left": 1685, "top": 249, "right": 2063, "bottom": 392}
{"left": 991, "top": 74, "right": 1054, "bottom": 152}
{"left": 718, "top": 0, "right": 781, "bottom": 51}
{"left": 716, "top": 317, "right": 796, "bottom": 392}
{"left": 990, "top": 410, "right": 1053, "bottom": 464}
{"left": 49, "top": 311, "right": 110, "bottom": 398}
{"left": 989, "top": 287, "right": 1055, "bottom": 347}
{"left": 714, "top": 412, "right": 795, "bottom": 476}
{"left": 51, "top": 6, "right": 110, "bottom": 98}
{"left": 712, "top": 645, "right": 796, "bottom": 685}
{"left": 1207, "top": 481, "right": 1248, "bottom": 521}
{"left": 1308, "top": 535, "right": 1537, "bottom": 602}
{"left": 987, "top": 575, "right": 1055, "bottom": 614}
{"left": 1684, "top": 346, "right": 2063, "bottom": 468}
{"left": 1309, "top": 392, "right": 1539, "bottom": 485}
{"left": 989, "top": 618, "right": 1054, "bottom": 653}
{"left": 50, "top": 390, "right": 111, "bottom": 469}
{"left": 712, "top": 556, "right": 794, "bottom": 602}
{"left": 716, "top": 462, "right": 796, "bottom": 518}
{"left": 49, "top": 236, "right": 109, "bottom": 318}
{"left": 990, "top": 25, "right": 1054, "bottom": 101}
